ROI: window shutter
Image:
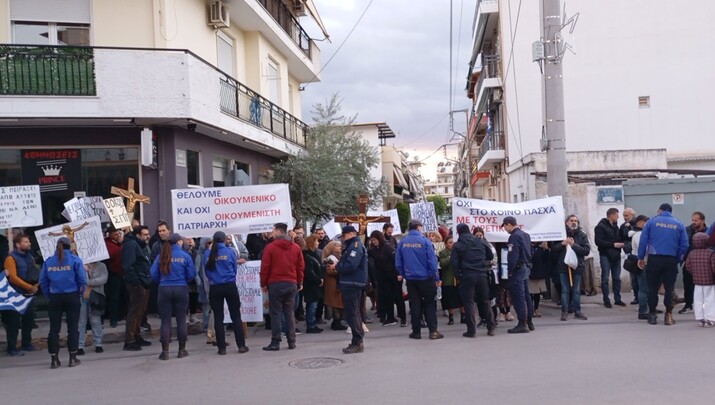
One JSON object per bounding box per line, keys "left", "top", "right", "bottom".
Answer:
{"left": 10, "top": 0, "right": 91, "bottom": 24}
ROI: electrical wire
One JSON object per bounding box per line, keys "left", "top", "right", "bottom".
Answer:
{"left": 399, "top": 113, "right": 449, "bottom": 148}
{"left": 451, "top": 0, "right": 464, "bottom": 113}
{"left": 502, "top": 0, "right": 524, "bottom": 160}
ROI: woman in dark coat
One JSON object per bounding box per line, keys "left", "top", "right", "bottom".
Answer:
{"left": 302, "top": 235, "right": 325, "bottom": 333}
{"left": 368, "top": 231, "right": 406, "bottom": 327}
{"left": 438, "top": 236, "right": 461, "bottom": 325}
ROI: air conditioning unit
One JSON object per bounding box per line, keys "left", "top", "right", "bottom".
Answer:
{"left": 293, "top": 2, "right": 307, "bottom": 16}
{"left": 209, "top": 1, "right": 230, "bottom": 28}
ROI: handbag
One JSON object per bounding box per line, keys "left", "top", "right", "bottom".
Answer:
{"left": 89, "top": 290, "right": 106, "bottom": 310}
{"left": 623, "top": 254, "right": 641, "bottom": 274}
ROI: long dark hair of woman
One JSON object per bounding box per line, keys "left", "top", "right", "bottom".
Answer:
{"left": 159, "top": 241, "right": 173, "bottom": 275}
{"left": 56, "top": 241, "right": 65, "bottom": 263}
{"left": 369, "top": 230, "right": 385, "bottom": 248}
{"left": 205, "top": 236, "right": 220, "bottom": 271}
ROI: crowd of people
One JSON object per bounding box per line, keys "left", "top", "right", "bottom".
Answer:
{"left": 2, "top": 202, "right": 714, "bottom": 369}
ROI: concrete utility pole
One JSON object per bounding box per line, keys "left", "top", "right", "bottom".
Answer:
{"left": 541, "top": 0, "right": 568, "bottom": 206}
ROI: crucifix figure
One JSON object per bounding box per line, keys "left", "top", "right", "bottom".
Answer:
{"left": 48, "top": 222, "right": 90, "bottom": 255}
{"left": 334, "top": 194, "right": 390, "bottom": 237}
{"left": 111, "top": 177, "right": 151, "bottom": 214}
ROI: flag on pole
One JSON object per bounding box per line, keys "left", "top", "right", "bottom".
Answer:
{"left": 0, "top": 272, "right": 34, "bottom": 314}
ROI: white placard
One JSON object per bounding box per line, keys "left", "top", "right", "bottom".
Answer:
{"left": 0, "top": 185, "right": 43, "bottom": 228}
{"left": 323, "top": 218, "right": 359, "bottom": 239}
{"left": 171, "top": 184, "right": 292, "bottom": 238}
{"left": 103, "top": 197, "right": 132, "bottom": 229}
{"left": 409, "top": 202, "right": 438, "bottom": 233}
{"left": 63, "top": 197, "right": 93, "bottom": 222}
{"left": 34, "top": 216, "right": 109, "bottom": 264}
{"left": 367, "top": 209, "right": 402, "bottom": 236}
{"left": 672, "top": 193, "right": 685, "bottom": 205}
{"left": 81, "top": 196, "right": 110, "bottom": 223}
{"left": 224, "top": 261, "right": 263, "bottom": 323}
{"left": 451, "top": 196, "right": 567, "bottom": 243}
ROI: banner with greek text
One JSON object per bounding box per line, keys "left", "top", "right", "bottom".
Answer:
{"left": 224, "top": 261, "right": 263, "bottom": 323}
{"left": 0, "top": 185, "right": 43, "bottom": 228}
{"left": 451, "top": 196, "right": 566, "bottom": 243}
{"left": 171, "top": 184, "right": 292, "bottom": 238}
{"left": 35, "top": 216, "right": 109, "bottom": 264}
{"left": 409, "top": 202, "right": 438, "bottom": 233}
{"left": 103, "top": 197, "right": 131, "bottom": 229}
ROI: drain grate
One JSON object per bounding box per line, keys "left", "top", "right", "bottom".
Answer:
{"left": 289, "top": 357, "right": 344, "bottom": 369}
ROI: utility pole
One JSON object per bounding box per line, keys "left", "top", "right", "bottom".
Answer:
{"left": 541, "top": 0, "right": 568, "bottom": 206}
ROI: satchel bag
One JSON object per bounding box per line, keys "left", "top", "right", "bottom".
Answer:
{"left": 623, "top": 254, "right": 641, "bottom": 275}
{"left": 89, "top": 290, "right": 106, "bottom": 310}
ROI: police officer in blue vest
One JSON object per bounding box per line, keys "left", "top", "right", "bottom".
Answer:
{"left": 501, "top": 216, "right": 535, "bottom": 334}
{"left": 204, "top": 231, "right": 248, "bottom": 355}
{"left": 39, "top": 237, "right": 87, "bottom": 369}
{"left": 337, "top": 225, "right": 369, "bottom": 354}
{"left": 637, "top": 203, "right": 689, "bottom": 326}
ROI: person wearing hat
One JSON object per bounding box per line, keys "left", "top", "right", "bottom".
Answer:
{"left": 396, "top": 219, "right": 443, "bottom": 340}
{"left": 203, "top": 231, "right": 248, "bottom": 355}
{"left": 336, "top": 225, "right": 369, "bottom": 353}
{"left": 260, "top": 223, "right": 305, "bottom": 351}
{"left": 501, "top": 216, "right": 534, "bottom": 334}
{"left": 637, "top": 203, "right": 689, "bottom": 325}
{"left": 150, "top": 233, "right": 197, "bottom": 359}
{"left": 39, "top": 236, "right": 87, "bottom": 369}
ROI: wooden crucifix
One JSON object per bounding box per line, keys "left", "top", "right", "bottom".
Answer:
{"left": 334, "top": 193, "right": 390, "bottom": 237}
{"left": 111, "top": 177, "right": 150, "bottom": 215}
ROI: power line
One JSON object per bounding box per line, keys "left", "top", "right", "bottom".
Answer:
{"left": 502, "top": 0, "right": 525, "bottom": 160}
{"left": 399, "top": 113, "right": 449, "bottom": 148}
{"left": 303, "top": 0, "right": 375, "bottom": 87}
{"left": 451, "top": 0, "right": 465, "bottom": 112}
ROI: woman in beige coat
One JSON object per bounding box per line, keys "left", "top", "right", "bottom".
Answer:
{"left": 322, "top": 241, "right": 347, "bottom": 330}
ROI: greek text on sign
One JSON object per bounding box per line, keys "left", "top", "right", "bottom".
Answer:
{"left": 35, "top": 216, "right": 109, "bottom": 264}
{"left": 103, "top": 197, "right": 132, "bottom": 229}
{"left": 63, "top": 197, "right": 94, "bottom": 222}
{"left": 224, "top": 261, "right": 263, "bottom": 323}
{"left": 409, "top": 202, "right": 438, "bottom": 233}
{"left": 0, "top": 185, "right": 43, "bottom": 228}
{"left": 81, "top": 196, "right": 111, "bottom": 223}
{"left": 171, "top": 184, "right": 292, "bottom": 238}
{"left": 452, "top": 196, "right": 566, "bottom": 243}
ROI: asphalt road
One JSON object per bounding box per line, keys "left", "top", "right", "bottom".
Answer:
{"left": 1, "top": 295, "right": 714, "bottom": 405}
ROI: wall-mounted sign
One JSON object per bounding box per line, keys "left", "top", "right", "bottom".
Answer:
{"left": 21, "top": 149, "right": 82, "bottom": 194}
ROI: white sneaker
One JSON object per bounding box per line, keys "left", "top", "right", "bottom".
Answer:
{"left": 345, "top": 327, "right": 352, "bottom": 334}
{"left": 363, "top": 323, "right": 369, "bottom": 333}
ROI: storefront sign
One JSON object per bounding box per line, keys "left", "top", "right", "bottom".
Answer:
{"left": 35, "top": 216, "right": 109, "bottom": 264}
{"left": 103, "top": 197, "right": 132, "bottom": 229}
{"left": 452, "top": 196, "right": 567, "bottom": 242}
{"left": 224, "top": 261, "right": 263, "bottom": 323}
{"left": 0, "top": 185, "right": 43, "bottom": 228}
{"left": 171, "top": 184, "right": 292, "bottom": 238}
{"left": 21, "top": 149, "right": 82, "bottom": 194}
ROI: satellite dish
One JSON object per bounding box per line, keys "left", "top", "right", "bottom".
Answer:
{"left": 403, "top": 152, "right": 409, "bottom": 158}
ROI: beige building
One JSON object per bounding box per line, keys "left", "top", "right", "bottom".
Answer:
{"left": 0, "top": 0, "right": 326, "bottom": 227}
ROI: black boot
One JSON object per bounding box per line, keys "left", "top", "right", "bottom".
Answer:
{"left": 460, "top": 313, "right": 466, "bottom": 324}
{"left": 69, "top": 352, "right": 81, "bottom": 367}
{"left": 448, "top": 314, "right": 454, "bottom": 325}
{"left": 51, "top": 353, "right": 61, "bottom": 369}
{"left": 507, "top": 321, "right": 530, "bottom": 334}
{"left": 527, "top": 317, "right": 535, "bottom": 331}
{"left": 159, "top": 343, "right": 170, "bottom": 360}
{"left": 178, "top": 341, "right": 189, "bottom": 358}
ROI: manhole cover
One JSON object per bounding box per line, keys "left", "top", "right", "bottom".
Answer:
{"left": 289, "top": 357, "right": 344, "bottom": 369}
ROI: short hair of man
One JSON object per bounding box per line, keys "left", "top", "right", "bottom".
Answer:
{"left": 274, "top": 223, "right": 288, "bottom": 234}
{"left": 383, "top": 223, "right": 394, "bottom": 231}
{"left": 133, "top": 225, "right": 149, "bottom": 236}
{"left": 606, "top": 208, "right": 619, "bottom": 217}
{"left": 693, "top": 211, "right": 705, "bottom": 221}
{"left": 13, "top": 233, "right": 29, "bottom": 247}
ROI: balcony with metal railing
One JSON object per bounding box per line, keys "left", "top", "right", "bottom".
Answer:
{"left": 475, "top": 53, "right": 502, "bottom": 114}
{"left": 476, "top": 130, "right": 505, "bottom": 171}
{"left": 256, "top": 0, "right": 313, "bottom": 59}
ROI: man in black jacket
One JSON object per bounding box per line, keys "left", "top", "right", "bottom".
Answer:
{"left": 594, "top": 208, "right": 626, "bottom": 308}
{"left": 552, "top": 215, "right": 591, "bottom": 320}
{"left": 619, "top": 208, "right": 638, "bottom": 305}
{"left": 122, "top": 226, "right": 153, "bottom": 351}
{"left": 451, "top": 224, "right": 495, "bottom": 337}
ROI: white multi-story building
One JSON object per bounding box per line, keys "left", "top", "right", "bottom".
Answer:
{"left": 424, "top": 161, "right": 456, "bottom": 214}
{"left": 0, "top": 0, "right": 326, "bottom": 226}
{"left": 464, "top": 0, "right": 715, "bottom": 204}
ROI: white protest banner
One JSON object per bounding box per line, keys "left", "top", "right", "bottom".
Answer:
{"left": 171, "top": 184, "right": 292, "bottom": 238}
{"left": 367, "top": 209, "right": 402, "bottom": 235}
{"left": 0, "top": 185, "right": 43, "bottom": 228}
{"left": 451, "top": 196, "right": 567, "bottom": 243}
{"left": 81, "top": 196, "right": 110, "bottom": 223}
{"left": 63, "top": 197, "right": 93, "bottom": 222}
{"left": 61, "top": 209, "right": 71, "bottom": 221}
{"left": 409, "top": 202, "right": 438, "bottom": 233}
{"left": 35, "top": 216, "right": 109, "bottom": 264}
{"left": 224, "top": 261, "right": 263, "bottom": 323}
{"left": 323, "top": 218, "right": 359, "bottom": 239}
{"left": 103, "top": 197, "right": 132, "bottom": 229}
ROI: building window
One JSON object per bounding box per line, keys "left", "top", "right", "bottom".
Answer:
{"left": 13, "top": 22, "right": 90, "bottom": 46}
{"left": 444, "top": 187, "right": 449, "bottom": 193}
{"left": 213, "top": 157, "right": 229, "bottom": 187}
{"left": 187, "top": 150, "right": 200, "bottom": 186}
{"left": 217, "top": 31, "right": 235, "bottom": 76}
{"left": 267, "top": 58, "right": 281, "bottom": 105}
{"left": 638, "top": 96, "right": 650, "bottom": 108}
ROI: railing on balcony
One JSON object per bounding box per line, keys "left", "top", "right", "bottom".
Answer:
{"left": 256, "top": 0, "right": 312, "bottom": 59}
{"left": 0, "top": 45, "right": 96, "bottom": 96}
{"left": 220, "top": 75, "right": 308, "bottom": 147}
{"left": 478, "top": 130, "right": 505, "bottom": 160}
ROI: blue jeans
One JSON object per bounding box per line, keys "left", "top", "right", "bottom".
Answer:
{"left": 634, "top": 271, "right": 648, "bottom": 315}
{"left": 78, "top": 297, "right": 103, "bottom": 349}
{"left": 600, "top": 255, "right": 622, "bottom": 304}
{"left": 559, "top": 272, "right": 582, "bottom": 313}
{"left": 305, "top": 301, "right": 318, "bottom": 329}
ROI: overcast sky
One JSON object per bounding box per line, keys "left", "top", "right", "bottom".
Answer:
{"left": 301, "top": 0, "right": 474, "bottom": 181}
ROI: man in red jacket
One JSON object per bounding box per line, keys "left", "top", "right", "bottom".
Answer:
{"left": 104, "top": 225, "right": 125, "bottom": 328}
{"left": 260, "top": 223, "right": 304, "bottom": 351}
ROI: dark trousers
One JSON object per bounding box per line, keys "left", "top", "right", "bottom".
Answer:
{"left": 157, "top": 286, "right": 189, "bottom": 344}
{"left": 106, "top": 272, "right": 126, "bottom": 325}
{"left": 48, "top": 292, "right": 80, "bottom": 354}
{"left": 646, "top": 255, "right": 678, "bottom": 313}
{"left": 268, "top": 282, "right": 297, "bottom": 344}
{"left": 377, "top": 276, "right": 406, "bottom": 322}
{"left": 508, "top": 267, "right": 533, "bottom": 322}
{"left": 682, "top": 267, "right": 694, "bottom": 307}
{"left": 342, "top": 287, "right": 364, "bottom": 345}
{"left": 600, "top": 255, "right": 623, "bottom": 304}
{"left": 210, "top": 283, "right": 246, "bottom": 349}
{"left": 406, "top": 279, "right": 438, "bottom": 333}
{"left": 2, "top": 305, "right": 34, "bottom": 352}
{"left": 125, "top": 284, "right": 149, "bottom": 343}
{"left": 459, "top": 273, "right": 494, "bottom": 333}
